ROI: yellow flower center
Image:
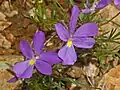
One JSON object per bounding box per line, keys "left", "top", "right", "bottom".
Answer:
{"left": 29, "top": 59, "right": 36, "bottom": 66}
{"left": 67, "top": 40, "right": 72, "bottom": 47}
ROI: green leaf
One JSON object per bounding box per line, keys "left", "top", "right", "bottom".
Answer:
{"left": 0, "top": 62, "right": 9, "bottom": 69}
{"left": 112, "top": 32, "right": 120, "bottom": 40}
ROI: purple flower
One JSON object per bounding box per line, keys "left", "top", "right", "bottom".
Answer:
{"left": 55, "top": 5, "right": 98, "bottom": 65}
{"left": 96, "top": 0, "right": 112, "bottom": 9}
{"left": 96, "top": 0, "right": 120, "bottom": 9}
{"left": 82, "top": 0, "right": 120, "bottom": 14}
{"left": 114, "top": 0, "right": 120, "bottom": 8}
{"left": 13, "top": 31, "right": 61, "bottom": 79}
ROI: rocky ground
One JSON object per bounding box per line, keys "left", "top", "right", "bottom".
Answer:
{"left": 0, "top": 0, "right": 119, "bottom": 90}
{"left": 0, "top": 0, "right": 36, "bottom": 90}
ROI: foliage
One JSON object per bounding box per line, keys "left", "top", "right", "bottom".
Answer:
{"left": 7, "top": 0, "right": 120, "bottom": 89}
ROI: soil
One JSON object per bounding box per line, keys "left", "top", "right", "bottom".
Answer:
{"left": 0, "top": 0, "right": 120, "bottom": 90}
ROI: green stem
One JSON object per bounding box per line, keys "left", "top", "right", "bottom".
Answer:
{"left": 55, "top": 0, "right": 64, "bottom": 13}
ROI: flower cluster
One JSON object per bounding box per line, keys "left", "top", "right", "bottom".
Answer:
{"left": 9, "top": 5, "right": 98, "bottom": 82}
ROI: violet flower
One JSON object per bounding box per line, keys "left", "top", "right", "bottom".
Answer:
{"left": 96, "top": 0, "right": 120, "bottom": 9}
{"left": 82, "top": 0, "right": 120, "bottom": 14}
{"left": 114, "top": 0, "right": 120, "bottom": 8}
{"left": 55, "top": 5, "right": 98, "bottom": 65}
{"left": 12, "top": 31, "right": 61, "bottom": 79}
{"left": 96, "top": 0, "right": 112, "bottom": 9}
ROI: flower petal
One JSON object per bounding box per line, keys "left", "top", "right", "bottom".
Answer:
{"left": 55, "top": 23, "right": 69, "bottom": 41}
{"left": 33, "top": 31, "right": 45, "bottom": 55}
{"left": 13, "top": 60, "right": 34, "bottom": 78}
{"left": 114, "top": 0, "right": 120, "bottom": 8}
{"left": 73, "top": 37, "right": 95, "bottom": 48}
{"left": 96, "top": 0, "right": 112, "bottom": 9}
{"left": 20, "top": 40, "right": 33, "bottom": 59}
{"left": 20, "top": 65, "right": 34, "bottom": 78}
{"left": 40, "top": 51, "right": 62, "bottom": 64}
{"left": 8, "top": 77, "right": 18, "bottom": 83}
{"left": 70, "top": 5, "right": 80, "bottom": 34}
{"left": 35, "top": 60, "right": 52, "bottom": 75}
{"left": 58, "top": 45, "right": 77, "bottom": 65}
{"left": 81, "top": 9, "right": 94, "bottom": 14}
{"left": 74, "top": 23, "right": 98, "bottom": 37}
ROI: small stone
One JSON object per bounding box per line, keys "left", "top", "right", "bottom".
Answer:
{"left": 1, "top": 1, "right": 18, "bottom": 17}
{"left": 83, "top": 63, "right": 98, "bottom": 78}
{"left": 1, "top": 1, "right": 11, "bottom": 11}
{"left": 4, "top": 31, "right": 15, "bottom": 43}
{"left": 66, "top": 83, "right": 77, "bottom": 90}
{"left": 0, "top": 33, "right": 11, "bottom": 49}
{"left": 0, "top": 12, "right": 6, "bottom": 21}
{"left": 97, "top": 65, "right": 120, "bottom": 90}
{"left": 67, "top": 66, "right": 83, "bottom": 78}
{"left": 5, "top": 10, "right": 18, "bottom": 17}
{"left": 0, "top": 55, "right": 24, "bottom": 65}
{"left": 0, "top": 21, "right": 12, "bottom": 31}
{"left": 23, "top": 18, "right": 31, "bottom": 28}
{"left": 0, "top": 49, "right": 15, "bottom": 55}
